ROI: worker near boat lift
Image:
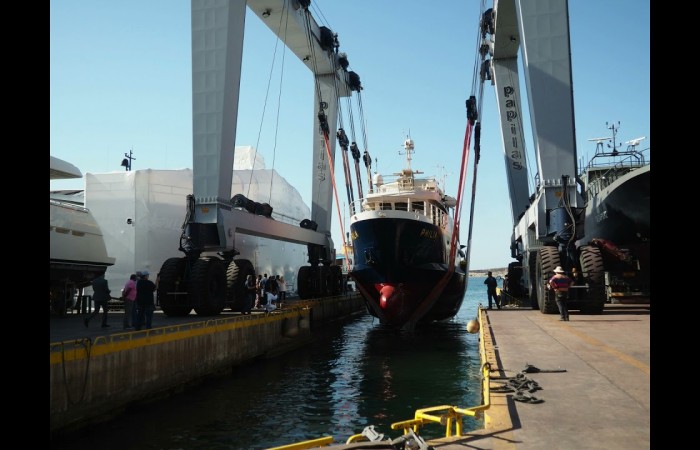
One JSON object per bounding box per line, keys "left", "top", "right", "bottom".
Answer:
{"left": 547, "top": 266, "right": 573, "bottom": 321}
{"left": 484, "top": 271, "right": 500, "bottom": 309}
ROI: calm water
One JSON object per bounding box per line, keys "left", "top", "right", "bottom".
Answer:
{"left": 52, "top": 277, "right": 491, "bottom": 450}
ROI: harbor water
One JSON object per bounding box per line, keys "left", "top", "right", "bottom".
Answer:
{"left": 51, "top": 276, "right": 494, "bottom": 450}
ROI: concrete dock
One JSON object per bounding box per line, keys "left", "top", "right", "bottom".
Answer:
{"left": 428, "top": 303, "right": 650, "bottom": 449}
{"left": 51, "top": 301, "right": 650, "bottom": 448}
{"left": 50, "top": 294, "right": 366, "bottom": 435}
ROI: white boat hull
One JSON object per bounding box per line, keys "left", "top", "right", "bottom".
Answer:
{"left": 50, "top": 200, "right": 116, "bottom": 286}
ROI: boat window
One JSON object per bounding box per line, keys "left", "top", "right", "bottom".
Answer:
{"left": 380, "top": 202, "right": 392, "bottom": 210}
{"left": 395, "top": 202, "right": 408, "bottom": 211}
{"left": 411, "top": 201, "right": 425, "bottom": 213}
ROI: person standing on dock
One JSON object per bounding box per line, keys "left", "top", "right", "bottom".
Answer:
{"left": 243, "top": 275, "right": 256, "bottom": 315}
{"left": 84, "top": 274, "right": 112, "bottom": 328}
{"left": 121, "top": 274, "right": 138, "bottom": 329}
{"left": 484, "top": 271, "right": 500, "bottom": 309}
{"left": 547, "top": 266, "right": 573, "bottom": 321}
{"left": 277, "top": 275, "right": 286, "bottom": 307}
{"left": 135, "top": 271, "right": 157, "bottom": 330}
{"left": 260, "top": 274, "right": 269, "bottom": 308}
{"left": 254, "top": 274, "right": 263, "bottom": 309}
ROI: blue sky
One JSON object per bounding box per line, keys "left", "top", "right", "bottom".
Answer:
{"left": 50, "top": 0, "right": 650, "bottom": 270}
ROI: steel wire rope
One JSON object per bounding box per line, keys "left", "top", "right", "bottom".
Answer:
{"left": 333, "top": 57, "right": 362, "bottom": 270}
{"left": 301, "top": 8, "right": 330, "bottom": 212}
{"left": 356, "top": 91, "right": 370, "bottom": 166}
{"left": 266, "top": 4, "right": 292, "bottom": 204}
{"left": 321, "top": 130, "right": 349, "bottom": 263}
{"left": 323, "top": 29, "right": 354, "bottom": 264}
{"left": 301, "top": 6, "right": 350, "bottom": 258}
{"left": 471, "top": 0, "right": 488, "bottom": 95}
{"left": 301, "top": 7, "right": 325, "bottom": 116}
{"left": 408, "top": 6, "right": 484, "bottom": 326}
{"left": 245, "top": 3, "right": 290, "bottom": 199}
{"left": 462, "top": 123, "right": 481, "bottom": 276}
{"left": 315, "top": 0, "right": 361, "bottom": 268}
{"left": 60, "top": 338, "right": 93, "bottom": 405}
{"left": 454, "top": 0, "right": 489, "bottom": 272}
{"left": 330, "top": 54, "right": 357, "bottom": 218}
{"left": 310, "top": 2, "right": 332, "bottom": 32}
{"left": 355, "top": 90, "right": 374, "bottom": 195}
{"left": 345, "top": 88, "right": 366, "bottom": 201}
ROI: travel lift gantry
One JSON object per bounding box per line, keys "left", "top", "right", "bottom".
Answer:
{"left": 157, "top": 0, "right": 359, "bottom": 317}
{"left": 479, "top": 0, "right": 606, "bottom": 314}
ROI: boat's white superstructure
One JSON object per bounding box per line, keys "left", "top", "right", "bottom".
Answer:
{"left": 50, "top": 156, "right": 115, "bottom": 314}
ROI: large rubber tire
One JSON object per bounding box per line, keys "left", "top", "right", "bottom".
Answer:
{"left": 297, "top": 266, "right": 312, "bottom": 299}
{"left": 529, "top": 252, "right": 539, "bottom": 310}
{"left": 318, "top": 265, "right": 329, "bottom": 297}
{"left": 158, "top": 257, "right": 192, "bottom": 317}
{"left": 579, "top": 245, "right": 606, "bottom": 314}
{"left": 536, "top": 246, "right": 561, "bottom": 314}
{"left": 226, "top": 259, "right": 255, "bottom": 312}
{"left": 506, "top": 262, "right": 523, "bottom": 297}
{"left": 328, "top": 265, "right": 343, "bottom": 295}
{"left": 189, "top": 257, "right": 227, "bottom": 316}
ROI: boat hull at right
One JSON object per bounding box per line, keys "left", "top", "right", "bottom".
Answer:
{"left": 583, "top": 164, "right": 650, "bottom": 247}
{"left": 581, "top": 162, "right": 650, "bottom": 304}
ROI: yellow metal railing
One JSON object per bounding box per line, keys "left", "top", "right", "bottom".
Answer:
{"left": 388, "top": 363, "right": 491, "bottom": 438}
{"left": 266, "top": 436, "right": 334, "bottom": 450}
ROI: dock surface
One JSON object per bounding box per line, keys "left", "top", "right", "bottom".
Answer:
{"left": 431, "top": 302, "right": 650, "bottom": 449}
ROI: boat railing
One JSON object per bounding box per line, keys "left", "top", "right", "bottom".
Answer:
{"left": 349, "top": 196, "right": 448, "bottom": 228}
{"left": 50, "top": 198, "right": 91, "bottom": 214}
{"left": 583, "top": 147, "right": 650, "bottom": 200}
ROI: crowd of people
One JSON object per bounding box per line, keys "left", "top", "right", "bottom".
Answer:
{"left": 252, "top": 274, "right": 286, "bottom": 314}
{"left": 84, "top": 271, "right": 289, "bottom": 329}
{"left": 84, "top": 270, "right": 158, "bottom": 330}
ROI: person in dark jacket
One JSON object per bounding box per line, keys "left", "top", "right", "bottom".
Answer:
{"left": 134, "top": 271, "right": 157, "bottom": 330}
{"left": 484, "top": 271, "right": 500, "bottom": 309}
{"left": 243, "top": 274, "right": 256, "bottom": 315}
{"left": 84, "top": 274, "right": 112, "bottom": 328}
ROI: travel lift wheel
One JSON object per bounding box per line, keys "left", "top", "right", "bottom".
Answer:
{"left": 226, "top": 259, "right": 255, "bottom": 312}
{"left": 158, "top": 257, "right": 192, "bottom": 317}
{"left": 536, "top": 246, "right": 561, "bottom": 314}
{"left": 190, "top": 256, "right": 227, "bottom": 316}
{"left": 578, "top": 245, "right": 606, "bottom": 314}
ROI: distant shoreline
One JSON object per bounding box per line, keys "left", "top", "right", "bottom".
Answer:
{"left": 469, "top": 268, "right": 507, "bottom": 278}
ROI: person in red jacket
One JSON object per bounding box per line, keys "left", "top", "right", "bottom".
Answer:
{"left": 547, "top": 266, "right": 573, "bottom": 321}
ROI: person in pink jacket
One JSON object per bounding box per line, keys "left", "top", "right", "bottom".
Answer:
{"left": 121, "top": 274, "right": 138, "bottom": 330}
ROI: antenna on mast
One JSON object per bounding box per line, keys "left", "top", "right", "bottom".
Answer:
{"left": 606, "top": 121, "right": 622, "bottom": 156}
{"left": 398, "top": 135, "right": 415, "bottom": 171}
{"left": 121, "top": 148, "right": 136, "bottom": 171}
